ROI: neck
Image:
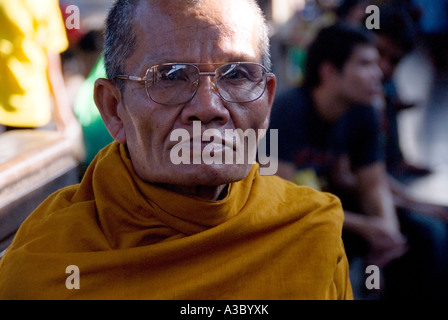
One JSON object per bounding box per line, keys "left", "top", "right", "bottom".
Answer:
{"left": 159, "top": 183, "right": 229, "bottom": 201}
{"left": 311, "top": 86, "right": 350, "bottom": 122}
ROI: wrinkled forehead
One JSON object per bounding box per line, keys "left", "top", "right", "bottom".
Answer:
{"left": 129, "top": 0, "right": 261, "bottom": 68}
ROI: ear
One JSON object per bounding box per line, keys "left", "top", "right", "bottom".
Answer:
{"left": 319, "top": 62, "right": 340, "bottom": 85}
{"left": 266, "top": 74, "right": 277, "bottom": 111}
{"left": 94, "top": 78, "right": 127, "bottom": 144}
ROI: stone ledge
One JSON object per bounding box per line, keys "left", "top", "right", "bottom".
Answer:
{"left": 0, "top": 130, "right": 80, "bottom": 251}
{"left": 0, "top": 130, "right": 78, "bottom": 206}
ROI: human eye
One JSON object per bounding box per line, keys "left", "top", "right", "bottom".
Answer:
{"left": 157, "top": 65, "right": 189, "bottom": 83}
{"left": 223, "top": 67, "right": 245, "bottom": 80}
{"left": 220, "top": 63, "right": 263, "bottom": 84}
{"left": 359, "top": 59, "right": 372, "bottom": 66}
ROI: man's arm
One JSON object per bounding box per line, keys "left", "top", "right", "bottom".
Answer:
{"left": 356, "top": 162, "right": 399, "bottom": 228}
{"left": 346, "top": 162, "right": 407, "bottom": 266}
{"left": 328, "top": 155, "right": 408, "bottom": 267}
{"left": 388, "top": 174, "right": 448, "bottom": 223}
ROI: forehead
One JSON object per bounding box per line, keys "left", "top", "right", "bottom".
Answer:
{"left": 127, "top": 0, "right": 260, "bottom": 71}
{"left": 346, "top": 44, "right": 379, "bottom": 63}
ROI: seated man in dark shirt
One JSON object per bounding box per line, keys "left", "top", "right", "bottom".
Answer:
{"left": 267, "top": 23, "right": 448, "bottom": 299}
{"left": 372, "top": 5, "right": 448, "bottom": 221}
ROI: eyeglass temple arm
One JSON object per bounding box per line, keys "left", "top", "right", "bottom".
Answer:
{"left": 114, "top": 75, "right": 147, "bottom": 82}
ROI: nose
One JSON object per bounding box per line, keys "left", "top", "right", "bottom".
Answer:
{"left": 180, "top": 76, "right": 230, "bottom": 125}
{"left": 372, "top": 62, "right": 384, "bottom": 83}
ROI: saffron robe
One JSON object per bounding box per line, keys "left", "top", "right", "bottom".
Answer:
{"left": 0, "top": 142, "right": 353, "bottom": 299}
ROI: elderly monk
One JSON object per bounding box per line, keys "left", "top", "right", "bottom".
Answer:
{"left": 0, "top": 0, "right": 353, "bottom": 299}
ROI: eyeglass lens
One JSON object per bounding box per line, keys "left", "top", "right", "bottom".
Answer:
{"left": 146, "top": 63, "right": 267, "bottom": 105}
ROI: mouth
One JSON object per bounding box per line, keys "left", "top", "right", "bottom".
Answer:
{"left": 169, "top": 130, "right": 236, "bottom": 149}
{"left": 182, "top": 134, "right": 237, "bottom": 156}
{"left": 371, "top": 83, "right": 384, "bottom": 94}
{"left": 168, "top": 126, "right": 260, "bottom": 165}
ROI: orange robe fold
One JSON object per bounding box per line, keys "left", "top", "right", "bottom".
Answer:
{"left": 0, "top": 142, "right": 352, "bottom": 299}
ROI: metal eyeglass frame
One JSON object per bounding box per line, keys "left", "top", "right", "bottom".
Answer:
{"left": 114, "top": 62, "right": 274, "bottom": 105}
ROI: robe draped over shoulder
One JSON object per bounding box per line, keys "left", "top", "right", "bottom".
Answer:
{"left": 0, "top": 142, "right": 353, "bottom": 299}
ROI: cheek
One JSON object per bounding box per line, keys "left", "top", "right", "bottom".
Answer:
{"left": 245, "top": 96, "right": 272, "bottom": 130}
{"left": 345, "top": 69, "right": 363, "bottom": 83}
{"left": 122, "top": 100, "right": 178, "bottom": 144}
{"left": 343, "top": 71, "right": 370, "bottom": 95}
{"left": 339, "top": 77, "right": 362, "bottom": 100}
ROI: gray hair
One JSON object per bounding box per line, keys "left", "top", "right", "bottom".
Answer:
{"left": 104, "top": 0, "right": 271, "bottom": 89}
{"left": 104, "top": 0, "right": 138, "bottom": 89}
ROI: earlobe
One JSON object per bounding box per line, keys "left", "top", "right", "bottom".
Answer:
{"left": 94, "top": 78, "right": 127, "bottom": 143}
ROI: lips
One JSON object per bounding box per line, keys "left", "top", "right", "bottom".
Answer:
{"left": 168, "top": 130, "right": 238, "bottom": 150}
{"left": 371, "top": 82, "right": 384, "bottom": 94}
{"left": 181, "top": 133, "right": 236, "bottom": 155}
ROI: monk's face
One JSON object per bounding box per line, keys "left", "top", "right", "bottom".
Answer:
{"left": 107, "top": 0, "right": 276, "bottom": 186}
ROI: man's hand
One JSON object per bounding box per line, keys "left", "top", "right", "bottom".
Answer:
{"left": 362, "top": 215, "right": 408, "bottom": 268}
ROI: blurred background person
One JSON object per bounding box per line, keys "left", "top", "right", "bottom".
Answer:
{"left": 373, "top": 3, "right": 422, "bottom": 177}
{"left": 336, "top": 0, "right": 372, "bottom": 25}
{"left": 412, "top": 0, "right": 448, "bottom": 73}
{"left": 0, "top": 0, "right": 78, "bottom": 134}
{"left": 368, "top": 4, "right": 448, "bottom": 225}
{"left": 59, "top": 0, "right": 113, "bottom": 170}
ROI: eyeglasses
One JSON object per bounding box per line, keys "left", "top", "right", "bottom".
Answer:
{"left": 114, "top": 62, "right": 274, "bottom": 105}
